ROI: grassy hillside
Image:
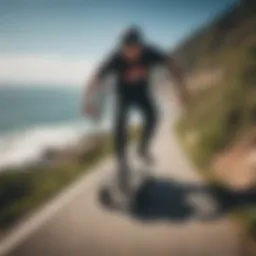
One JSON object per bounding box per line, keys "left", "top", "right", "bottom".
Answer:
{"left": 174, "top": 0, "right": 256, "bottom": 239}
{"left": 176, "top": 0, "right": 256, "bottom": 165}
{"left": 175, "top": 0, "right": 256, "bottom": 72}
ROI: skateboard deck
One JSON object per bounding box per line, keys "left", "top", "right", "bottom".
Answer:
{"left": 98, "top": 166, "right": 153, "bottom": 212}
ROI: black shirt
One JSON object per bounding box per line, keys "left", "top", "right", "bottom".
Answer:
{"left": 98, "top": 45, "right": 168, "bottom": 97}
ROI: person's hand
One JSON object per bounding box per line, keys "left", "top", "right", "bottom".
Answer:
{"left": 82, "top": 76, "right": 101, "bottom": 119}
{"left": 82, "top": 100, "right": 100, "bottom": 120}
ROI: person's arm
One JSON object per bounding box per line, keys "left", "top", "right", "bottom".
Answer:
{"left": 166, "top": 56, "right": 188, "bottom": 107}
{"left": 82, "top": 53, "right": 117, "bottom": 116}
{"left": 149, "top": 45, "right": 188, "bottom": 107}
{"left": 82, "top": 69, "right": 102, "bottom": 116}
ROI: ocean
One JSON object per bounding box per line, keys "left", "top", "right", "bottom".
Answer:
{"left": 0, "top": 83, "right": 175, "bottom": 171}
{"left": 0, "top": 85, "right": 112, "bottom": 170}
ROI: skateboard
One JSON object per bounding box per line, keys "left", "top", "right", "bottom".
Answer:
{"left": 98, "top": 164, "right": 153, "bottom": 212}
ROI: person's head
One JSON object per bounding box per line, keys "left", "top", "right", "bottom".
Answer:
{"left": 120, "top": 26, "right": 143, "bottom": 61}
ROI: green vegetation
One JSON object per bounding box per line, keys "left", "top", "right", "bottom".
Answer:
{"left": 175, "top": 0, "right": 256, "bottom": 72}
{"left": 177, "top": 40, "right": 256, "bottom": 169}
{"left": 174, "top": 0, "right": 256, "bottom": 239}
{"left": 0, "top": 127, "right": 140, "bottom": 230}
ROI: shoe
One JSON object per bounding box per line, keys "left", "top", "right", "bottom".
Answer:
{"left": 117, "top": 163, "right": 131, "bottom": 196}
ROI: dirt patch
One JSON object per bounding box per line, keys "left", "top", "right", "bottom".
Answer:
{"left": 212, "top": 131, "right": 256, "bottom": 190}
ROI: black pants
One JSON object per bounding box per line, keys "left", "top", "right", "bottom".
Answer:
{"left": 114, "top": 92, "right": 158, "bottom": 169}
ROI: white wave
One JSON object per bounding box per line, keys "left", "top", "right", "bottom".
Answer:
{"left": 0, "top": 121, "right": 107, "bottom": 171}
{"left": 0, "top": 105, "right": 151, "bottom": 172}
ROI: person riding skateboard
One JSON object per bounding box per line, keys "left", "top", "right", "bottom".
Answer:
{"left": 83, "top": 26, "right": 187, "bottom": 193}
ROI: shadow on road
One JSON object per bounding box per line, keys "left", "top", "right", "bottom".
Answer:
{"left": 98, "top": 175, "right": 256, "bottom": 222}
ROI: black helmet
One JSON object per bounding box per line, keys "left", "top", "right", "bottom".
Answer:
{"left": 121, "top": 26, "right": 143, "bottom": 46}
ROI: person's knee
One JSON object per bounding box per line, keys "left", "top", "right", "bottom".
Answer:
{"left": 115, "top": 112, "right": 126, "bottom": 131}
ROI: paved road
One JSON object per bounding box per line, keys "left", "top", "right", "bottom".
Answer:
{"left": 2, "top": 112, "right": 244, "bottom": 256}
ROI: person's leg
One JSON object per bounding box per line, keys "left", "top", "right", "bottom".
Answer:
{"left": 137, "top": 95, "right": 158, "bottom": 164}
{"left": 114, "top": 98, "right": 130, "bottom": 191}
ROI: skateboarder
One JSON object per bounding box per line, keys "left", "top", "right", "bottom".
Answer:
{"left": 83, "top": 26, "right": 187, "bottom": 192}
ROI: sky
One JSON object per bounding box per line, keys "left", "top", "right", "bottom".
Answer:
{"left": 0, "top": 0, "right": 238, "bottom": 86}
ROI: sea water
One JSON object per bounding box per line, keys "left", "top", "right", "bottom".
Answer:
{"left": 0, "top": 85, "right": 113, "bottom": 170}
{"left": 0, "top": 82, "right": 174, "bottom": 171}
